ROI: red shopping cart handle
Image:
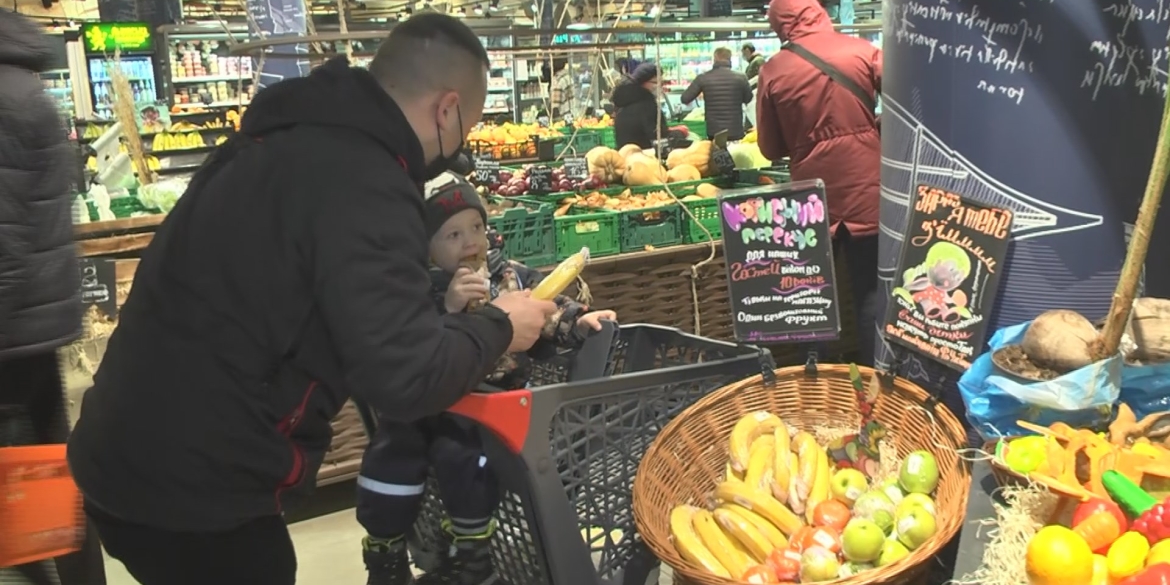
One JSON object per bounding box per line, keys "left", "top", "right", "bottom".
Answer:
{"left": 448, "top": 389, "right": 533, "bottom": 455}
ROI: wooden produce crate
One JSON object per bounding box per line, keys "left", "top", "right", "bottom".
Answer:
{"left": 318, "top": 401, "right": 369, "bottom": 485}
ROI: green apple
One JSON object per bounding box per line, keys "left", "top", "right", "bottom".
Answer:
{"left": 841, "top": 518, "right": 885, "bottom": 563}
{"left": 851, "top": 490, "right": 896, "bottom": 534}
{"left": 880, "top": 478, "right": 905, "bottom": 505}
{"left": 838, "top": 561, "right": 875, "bottom": 578}
{"left": 830, "top": 468, "right": 869, "bottom": 506}
{"left": 898, "top": 450, "right": 940, "bottom": 495}
{"left": 877, "top": 538, "right": 911, "bottom": 567}
{"left": 800, "top": 546, "right": 841, "bottom": 582}
{"left": 894, "top": 504, "right": 938, "bottom": 550}
{"left": 896, "top": 493, "right": 937, "bottom": 518}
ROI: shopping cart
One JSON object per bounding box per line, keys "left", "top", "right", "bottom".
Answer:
{"left": 355, "top": 323, "right": 774, "bottom": 585}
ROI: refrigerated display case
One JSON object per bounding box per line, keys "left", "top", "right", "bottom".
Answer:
{"left": 158, "top": 24, "right": 255, "bottom": 110}
{"left": 80, "top": 22, "right": 160, "bottom": 120}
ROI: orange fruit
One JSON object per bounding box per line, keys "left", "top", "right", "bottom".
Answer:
{"left": 811, "top": 500, "right": 851, "bottom": 532}
{"left": 1025, "top": 526, "right": 1094, "bottom": 585}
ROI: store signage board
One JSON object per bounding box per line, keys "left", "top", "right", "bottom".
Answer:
{"left": 81, "top": 23, "right": 153, "bottom": 55}
{"left": 79, "top": 258, "right": 118, "bottom": 319}
{"left": 882, "top": 184, "right": 1013, "bottom": 372}
{"left": 528, "top": 166, "right": 554, "bottom": 194}
{"left": 474, "top": 158, "right": 500, "bottom": 184}
{"left": 563, "top": 157, "right": 589, "bottom": 180}
{"left": 719, "top": 180, "right": 840, "bottom": 344}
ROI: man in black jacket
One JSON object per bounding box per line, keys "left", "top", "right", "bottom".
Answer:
{"left": 0, "top": 9, "right": 105, "bottom": 585}
{"left": 680, "top": 47, "right": 753, "bottom": 140}
{"left": 66, "top": 13, "right": 557, "bottom": 585}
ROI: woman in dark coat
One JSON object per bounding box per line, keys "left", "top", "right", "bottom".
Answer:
{"left": 0, "top": 8, "right": 105, "bottom": 585}
{"left": 612, "top": 63, "right": 674, "bottom": 149}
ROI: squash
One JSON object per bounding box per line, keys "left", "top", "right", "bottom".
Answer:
{"left": 666, "top": 164, "right": 701, "bottom": 182}
{"left": 586, "top": 146, "right": 625, "bottom": 183}
{"left": 618, "top": 143, "right": 645, "bottom": 159}
{"left": 624, "top": 155, "right": 667, "bottom": 186}
{"left": 696, "top": 183, "right": 721, "bottom": 199}
{"left": 666, "top": 140, "right": 712, "bottom": 176}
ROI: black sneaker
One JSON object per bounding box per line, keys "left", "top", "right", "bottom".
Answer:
{"left": 363, "top": 536, "right": 415, "bottom": 585}
{"left": 415, "top": 522, "right": 501, "bottom": 585}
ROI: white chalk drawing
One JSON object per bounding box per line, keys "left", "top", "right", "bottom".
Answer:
{"left": 879, "top": 95, "right": 1103, "bottom": 243}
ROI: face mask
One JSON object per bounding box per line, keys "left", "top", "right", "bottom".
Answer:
{"left": 426, "top": 105, "right": 473, "bottom": 180}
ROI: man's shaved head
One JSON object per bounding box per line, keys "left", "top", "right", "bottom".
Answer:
{"left": 370, "top": 13, "right": 489, "bottom": 99}
{"left": 369, "top": 12, "right": 490, "bottom": 174}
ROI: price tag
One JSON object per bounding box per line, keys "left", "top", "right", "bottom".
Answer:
{"left": 563, "top": 113, "right": 575, "bottom": 125}
{"left": 710, "top": 146, "right": 736, "bottom": 177}
{"left": 79, "top": 258, "right": 118, "bottom": 319}
{"left": 563, "top": 157, "right": 589, "bottom": 180}
{"left": 537, "top": 116, "right": 551, "bottom": 128}
{"left": 528, "top": 166, "right": 554, "bottom": 194}
{"left": 473, "top": 158, "right": 501, "bottom": 185}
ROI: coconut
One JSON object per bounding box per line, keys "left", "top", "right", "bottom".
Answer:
{"left": 1021, "top": 309, "right": 1099, "bottom": 373}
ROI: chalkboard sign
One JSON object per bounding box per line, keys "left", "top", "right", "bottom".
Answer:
{"left": 719, "top": 180, "right": 840, "bottom": 343}
{"left": 564, "top": 157, "right": 589, "bottom": 180}
{"left": 882, "top": 184, "right": 1013, "bottom": 372}
{"left": 79, "top": 258, "right": 118, "bottom": 319}
{"left": 528, "top": 166, "right": 554, "bottom": 194}
{"left": 473, "top": 158, "right": 500, "bottom": 185}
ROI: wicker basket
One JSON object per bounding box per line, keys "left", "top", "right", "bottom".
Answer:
{"left": 633, "top": 365, "right": 971, "bottom": 585}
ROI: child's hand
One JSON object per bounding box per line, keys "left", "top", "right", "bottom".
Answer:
{"left": 577, "top": 310, "right": 617, "bottom": 332}
{"left": 446, "top": 267, "right": 489, "bottom": 313}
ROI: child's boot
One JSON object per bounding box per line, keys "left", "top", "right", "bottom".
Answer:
{"left": 363, "top": 535, "right": 415, "bottom": 585}
{"left": 416, "top": 521, "right": 500, "bottom": 585}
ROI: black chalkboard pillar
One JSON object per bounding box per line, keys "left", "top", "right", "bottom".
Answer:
{"left": 879, "top": 0, "right": 1170, "bottom": 439}
{"left": 247, "top": 0, "right": 311, "bottom": 89}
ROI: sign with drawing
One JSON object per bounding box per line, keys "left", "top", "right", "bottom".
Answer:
{"left": 883, "top": 184, "right": 1013, "bottom": 371}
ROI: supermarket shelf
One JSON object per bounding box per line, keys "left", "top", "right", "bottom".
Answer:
{"left": 148, "top": 145, "right": 218, "bottom": 156}
{"left": 172, "top": 75, "right": 253, "bottom": 84}
{"left": 156, "top": 163, "right": 205, "bottom": 175}
{"left": 488, "top": 87, "right": 513, "bottom": 93}
{"left": 174, "top": 101, "right": 249, "bottom": 109}
{"left": 78, "top": 126, "right": 234, "bottom": 142}
{"left": 484, "top": 107, "right": 512, "bottom": 114}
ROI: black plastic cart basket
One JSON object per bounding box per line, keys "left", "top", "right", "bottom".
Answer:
{"left": 354, "top": 323, "right": 773, "bottom": 585}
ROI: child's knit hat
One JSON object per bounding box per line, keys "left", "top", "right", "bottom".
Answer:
{"left": 423, "top": 171, "right": 488, "bottom": 237}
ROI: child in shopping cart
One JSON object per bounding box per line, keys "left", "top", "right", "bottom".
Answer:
{"left": 358, "top": 171, "right": 617, "bottom": 585}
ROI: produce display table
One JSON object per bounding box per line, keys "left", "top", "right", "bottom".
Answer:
{"left": 952, "top": 460, "right": 997, "bottom": 579}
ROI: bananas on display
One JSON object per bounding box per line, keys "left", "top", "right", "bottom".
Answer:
{"left": 670, "top": 506, "right": 731, "bottom": 578}
{"left": 692, "top": 508, "right": 752, "bottom": 578}
{"left": 151, "top": 131, "right": 206, "bottom": 152}
{"left": 729, "top": 412, "right": 787, "bottom": 473}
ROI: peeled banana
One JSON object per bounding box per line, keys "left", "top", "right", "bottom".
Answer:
{"left": 719, "top": 503, "right": 788, "bottom": 550}
{"left": 670, "top": 506, "right": 730, "bottom": 578}
{"left": 713, "top": 481, "right": 805, "bottom": 537}
{"left": 729, "top": 412, "right": 787, "bottom": 473}
{"left": 693, "top": 508, "right": 752, "bottom": 578}
{"left": 743, "top": 435, "right": 775, "bottom": 493}
{"left": 714, "top": 506, "right": 775, "bottom": 562}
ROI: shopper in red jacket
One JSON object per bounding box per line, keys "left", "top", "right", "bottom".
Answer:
{"left": 756, "top": 0, "right": 882, "bottom": 365}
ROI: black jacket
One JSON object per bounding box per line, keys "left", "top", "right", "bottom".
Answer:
{"left": 67, "top": 58, "right": 514, "bottom": 532}
{"left": 681, "top": 62, "right": 752, "bottom": 140}
{"left": 0, "top": 10, "right": 81, "bottom": 363}
{"left": 612, "top": 82, "right": 671, "bottom": 149}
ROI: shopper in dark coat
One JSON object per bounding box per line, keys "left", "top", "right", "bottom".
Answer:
{"left": 0, "top": 8, "right": 105, "bottom": 585}
{"left": 680, "top": 47, "right": 752, "bottom": 140}
{"left": 66, "top": 13, "right": 557, "bottom": 585}
{"left": 757, "top": 0, "right": 882, "bottom": 365}
{"left": 612, "top": 63, "right": 675, "bottom": 149}
{"left": 742, "top": 43, "right": 766, "bottom": 81}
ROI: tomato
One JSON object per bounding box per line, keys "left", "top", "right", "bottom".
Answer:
{"left": 812, "top": 499, "right": 852, "bottom": 532}
{"left": 788, "top": 526, "right": 817, "bottom": 552}
{"left": 1075, "top": 498, "right": 1129, "bottom": 535}
{"left": 767, "top": 549, "right": 802, "bottom": 581}
{"left": 741, "top": 564, "right": 779, "bottom": 584}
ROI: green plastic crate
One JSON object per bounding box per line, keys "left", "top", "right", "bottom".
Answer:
{"left": 614, "top": 203, "right": 683, "bottom": 253}
{"left": 486, "top": 197, "right": 556, "bottom": 267}
{"left": 683, "top": 197, "right": 722, "bottom": 243}
{"left": 682, "top": 120, "right": 707, "bottom": 139}
{"left": 599, "top": 126, "right": 616, "bottom": 148}
{"left": 86, "top": 194, "right": 161, "bottom": 221}
{"left": 533, "top": 202, "right": 620, "bottom": 262}
{"left": 537, "top": 130, "right": 603, "bottom": 160}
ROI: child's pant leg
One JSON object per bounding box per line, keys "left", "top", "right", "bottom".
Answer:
{"left": 356, "top": 419, "right": 430, "bottom": 539}
{"left": 426, "top": 415, "right": 501, "bottom": 527}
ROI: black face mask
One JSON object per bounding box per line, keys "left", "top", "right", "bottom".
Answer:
{"left": 426, "top": 105, "right": 474, "bottom": 179}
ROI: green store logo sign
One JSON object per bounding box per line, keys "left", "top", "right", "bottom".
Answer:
{"left": 82, "top": 23, "right": 153, "bottom": 54}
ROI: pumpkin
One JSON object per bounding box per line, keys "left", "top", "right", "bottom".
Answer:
{"left": 586, "top": 146, "right": 625, "bottom": 183}
{"left": 624, "top": 155, "right": 667, "bottom": 186}
{"left": 666, "top": 140, "right": 712, "bottom": 176}
{"left": 618, "top": 143, "right": 645, "bottom": 159}
{"left": 666, "top": 164, "right": 701, "bottom": 182}
{"left": 696, "top": 183, "right": 721, "bottom": 198}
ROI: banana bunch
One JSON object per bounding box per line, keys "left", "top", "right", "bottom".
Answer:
{"left": 742, "top": 129, "right": 758, "bottom": 144}
{"left": 669, "top": 411, "right": 837, "bottom": 580}
{"left": 203, "top": 117, "right": 228, "bottom": 129}
{"left": 152, "top": 131, "right": 206, "bottom": 151}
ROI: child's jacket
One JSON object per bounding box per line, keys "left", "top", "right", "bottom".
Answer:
{"left": 429, "top": 255, "right": 588, "bottom": 389}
